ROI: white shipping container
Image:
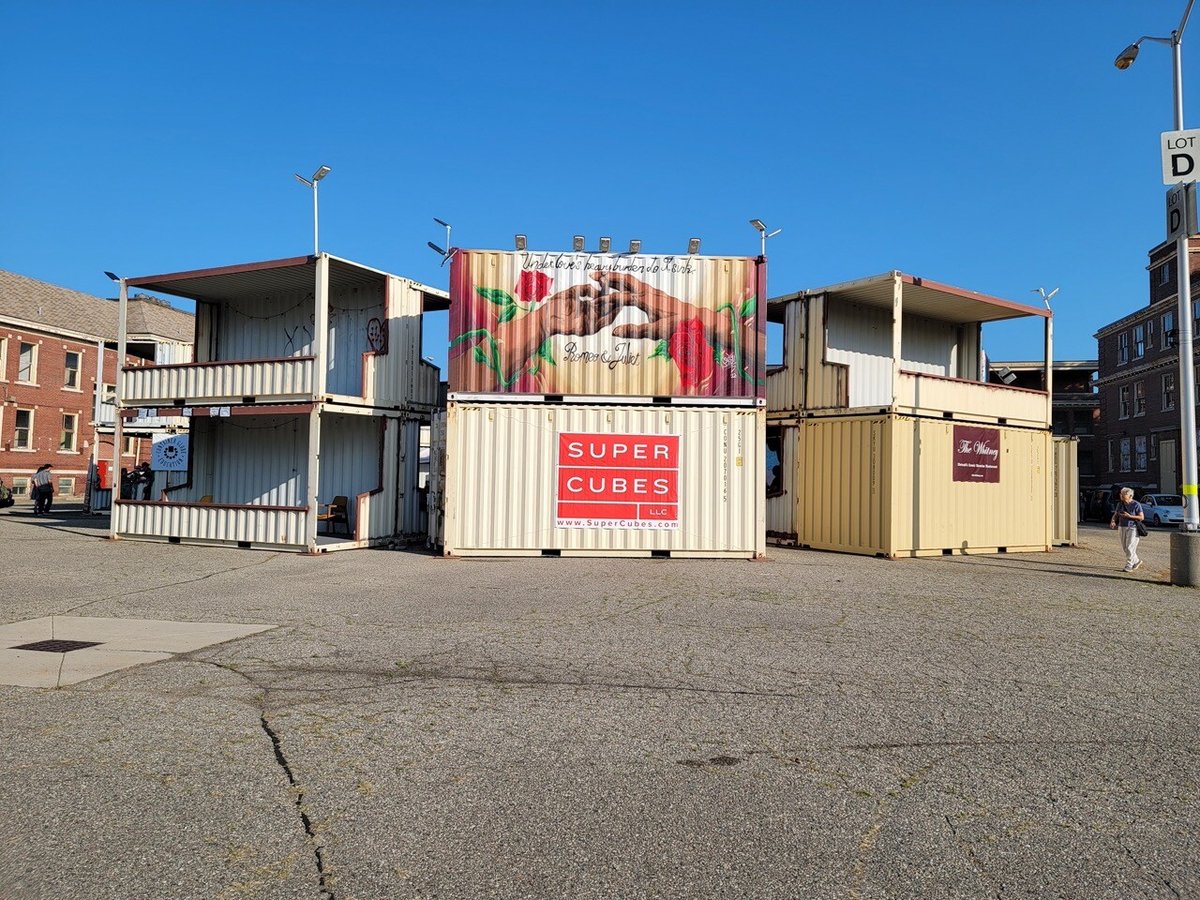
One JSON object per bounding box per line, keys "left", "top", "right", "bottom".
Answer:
{"left": 437, "top": 402, "right": 765, "bottom": 557}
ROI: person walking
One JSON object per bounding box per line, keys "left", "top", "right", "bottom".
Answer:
{"left": 1109, "top": 486, "right": 1145, "bottom": 572}
{"left": 30, "top": 464, "right": 53, "bottom": 515}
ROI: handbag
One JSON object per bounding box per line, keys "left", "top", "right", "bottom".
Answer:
{"left": 1136, "top": 520, "right": 1149, "bottom": 538}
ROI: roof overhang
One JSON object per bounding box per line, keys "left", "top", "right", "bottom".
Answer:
{"left": 768, "top": 271, "right": 1050, "bottom": 326}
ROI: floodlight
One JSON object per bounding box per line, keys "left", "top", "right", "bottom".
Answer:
{"left": 312, "top": 165, "right": 331, "bottom": 182}
{"left": 599, "top": 236, "right": 612, "bottom": 253}
{"left": 515, "top": 234, "right": 528, "bottom": 251}
{"left": 1115, "top": 43, "right": 1141, "bottom": 69}
{"left": 687, "top": 238, "right": 701, "bottom": 254}
{"left": 629, "top": 239, "right": 642, "bottom": 254}
{"left": 103, "top": 271, "right": 119, "bottom": 282}
{"left": 573, "top": 235, "right": 585, "bottom": 252}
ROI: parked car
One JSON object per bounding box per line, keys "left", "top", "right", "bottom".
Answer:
{"left": 1140, "top": 493, "right": 1186, "bottom": 527}
{"left": 0, "top": 478, "right": 12, "bottom": 509}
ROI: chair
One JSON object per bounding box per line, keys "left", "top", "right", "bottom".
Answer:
{"left": 317, "top": 496, "right": 349, "bottom": 536}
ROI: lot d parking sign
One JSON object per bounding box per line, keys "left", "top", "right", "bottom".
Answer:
{"left": 556, "top": 433, "right": 680, "bottom": 529}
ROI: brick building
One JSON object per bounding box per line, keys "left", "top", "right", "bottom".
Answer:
{"left": 0, "top": 270, "right": 192, "bottom": 502}
{"left": 1094, "top": 237, "right": 1200, "bottom": 493}
{"left": 988, "top": 359, "right": 1099, "bottom": 485}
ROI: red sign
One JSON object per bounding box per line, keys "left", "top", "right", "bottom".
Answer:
{"left": 953, "top": 425, "right": 1000, "bottom": 483}
{"left": 556, "top": 433, "right": 680, "bottom": 529}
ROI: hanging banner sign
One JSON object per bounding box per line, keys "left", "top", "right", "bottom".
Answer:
{"left": 151, "top": 434, "right": 190, "bottom": 472}
{"left": 952, "top": 425, "right": 1000, "bottom": 483}
{"left": 556, "top": 432, "right": 680, "bottom": 528}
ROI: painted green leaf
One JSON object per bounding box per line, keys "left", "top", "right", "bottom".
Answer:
{"left": 650, "top": 339, "right": 670, "bottom": 360}
{"left": 449, "top": 328, "right": 489, "bottom": 349}
{"left": 497, "top": 304, "right": 518, "bottom": 324}
{"left": 740, "top": 295, "right": 757, "bottom": 319}
{"left": 476, "top": 287, "right": 516, "bottom": 307}
{"left": 535, "top": 338, "right": 556, "bottom": 367}
{"left": 472, "top": 345, "right": 488, "bottom": 364}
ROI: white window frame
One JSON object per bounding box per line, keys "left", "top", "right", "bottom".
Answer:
{"left": 13, "top": 407, "right": 33, "bottom": 450}
{"left": 1161, "top": 262, "right": 1172, "bottom": 285}
{"left": 59, "top": 412, "right": 79, "bottom": 452}
{"left": 17, "top": 341, "right": 37, "bottom": 384}
{"left": 56, "top": 476, "right": 74, "bottom": 495}
{"left": 1163, "top": 310, "right": 1176, "bottom": 349}
{"left": 1163, "top": 371, "right": 1177, "bottom": 410}
{"left": 1119, "top": 385, "right": 1131, "bottom": 419}
{"left": 121, "top": 434, "right": 136, "bottom": 456}
{"left": 64, "top": 350, "right": 82, "bottom": 390}
{"left": 11, "top": 476, "right": 29, "bottom": 496}
{"left": 1134, "top": 381, "right": 1147, "bottom": 417}
{"left": 0, "top": 337, "right": 7, "bottom": 381}
{"left": 1134, "top": 323, "right": 1146, "bottom": 358}
{"left": 1120, "top": 437, "right": 1132, "bottom": 472}
{"left": 1135, "top": 435, "right": 1148, "bottom": 472}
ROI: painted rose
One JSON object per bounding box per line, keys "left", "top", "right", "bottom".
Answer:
{"left": 668, "top": 317, "right": 715, "bottom": 391}
{"left": 515, "top": 269, "right": 553, "bottom": 306}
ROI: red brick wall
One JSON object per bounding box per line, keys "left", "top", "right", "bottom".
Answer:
{"left": 0, "top": 326, "right": 147, "bottom": 497}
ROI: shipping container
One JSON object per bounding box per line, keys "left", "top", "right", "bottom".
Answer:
{"left": 432, "top": 402, "right": 765, "bottom": 558}
{"left": 767, "top": 414, "right": 1053, "bottom": 557}
{"left": 449, "top": 250, "right": 766, "bottom": 403}
{"left": 111, "top": 254, "right": 442, "bottom": 552}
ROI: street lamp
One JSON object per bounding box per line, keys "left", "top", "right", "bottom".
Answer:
{"left": 1116, "top": 0, "right": 1200, "bottom": 579}
{"left": 293, "top": 165, "right": 331, "bottom": 256}
{"left": 749, "top": 218, "right": 782, "bottom": 258}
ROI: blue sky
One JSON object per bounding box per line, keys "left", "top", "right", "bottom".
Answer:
{"left": 0, "top": 2, "right": 1193, "bottom": 370}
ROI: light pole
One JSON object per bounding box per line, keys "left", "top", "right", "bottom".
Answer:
{"left": 294, "top": 165, "right": 331, "bottom": 256}
{"left": 1116, "top": 0, "right": 1200, "bottom": 584}
{"left": 749, "top": 218, "right": 782, "bottom": 258}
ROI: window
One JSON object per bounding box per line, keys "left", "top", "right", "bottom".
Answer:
{"left": 59, "top": 413, "right": 78, "bottom": 451}
{"left": 1119, "top": 385, "right": 1131, "bottom": 418}
{"left": 1108, "top": 439, "right": 1116, "bottom": 472}
{"left": 1134, "top": 381, "right": 1146, "bottom": 416}
{"left": 17, "top": 342, "right": 37, "bottom": 383}
{"left": 1148, "top": 318, "right": 1156, "bottom": 352}
{"left": 11, "top": 477, "right": 29, "bottom": 497}
{"left": 1120, "top": 438, "right": 1132, "bottom": 472}
{"left": 765, "top": 428, "right": 784, "bottom": 498}
{"left": 1135, "top": 436, "right": 1148, "bottom": 471}
{"left": 1164, "top": 310, "right": 1176, "bottom": 348}
{"left": 1163, "top": 372, "right": 1177, "bottom": 410}
{"left": 57, "top": 477, "right": 74, "bottom": 495}
{"left": 13, "top": 409, "right": 32, "bottom": 449}
{"left": 1161, "top": 261, "right": 1173, "bottom": 285}
{"left": 64, "top": 350, "right": 80, "bottom": 389}
{"left": 0, "top": 337, "right": 6, "bottom": 380}
{"left": 1151, "top": 433, "right": 1159, "bottom": 461}
{"left": 1135, "top": 323, "right": 1145, "bottom": 358}
{"left": 1118, "top": 332, "right": 1129, "bottom": 364}
{"left": 122, "top": 435, "right": 136, "bottom": 456}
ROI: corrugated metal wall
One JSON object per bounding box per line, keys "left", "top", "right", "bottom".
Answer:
{"left": 888, "top": 417, "right": 1051, "bottom": 554}
{"left": 326, "top": 282, "right": 385, "bottom": 398}
{"left": 181, "top": 415, "right": 308, "bottom": 506}
{"left": 211, "top": 290, "right": 315, "bottom": 361}
{"left": 426, "top": 412, "right": 447, "bottom": 546}
{"left": 318, "top": 413, "right": 385, "bottom": 535}
{"left": 396, "top": 417, "right": 424, "bottom": 535}
{"left": 115, "top": 502, "right": 306, "bottom": 546}
{"left": 1053, "top": 436, "right": 1079, "bottom": 546}
{"left": 766, "top": 300, "right": 805, "bottom": 414}
{"left": 443, "top": 403, "right": 764, "bottom": 556}
{"left": 795, "top": 416, "right": 890, "bottom": 555}
{"left": 122, "top": 357, "right": 315, "bottom": 405}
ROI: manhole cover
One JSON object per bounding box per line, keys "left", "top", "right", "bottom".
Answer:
{"left": 11, "top": 640, "right": 102, "bottom": 653}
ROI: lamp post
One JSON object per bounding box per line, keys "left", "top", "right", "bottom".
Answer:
{"left": 749, "top": 219, "right": 782, "bottom": 258}
{"left": 294, "top": 165, "right": 331, "bottom": 256}
{"left": 1116, "top": 0, "right": 1200, "bottom": 585}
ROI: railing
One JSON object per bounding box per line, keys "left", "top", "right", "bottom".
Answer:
{"left": 897, "top": 371, "right": 1048, "bottom": 427}
{"left": 114, "top": 501, "right": 309, "bottom": 547}
{"left": 121, "top": 357, "right": 316, "bottom": 406}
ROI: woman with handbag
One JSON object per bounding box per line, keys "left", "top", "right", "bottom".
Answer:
{"left": 1109, "top": 486, "right": 1146, "bottom": 572}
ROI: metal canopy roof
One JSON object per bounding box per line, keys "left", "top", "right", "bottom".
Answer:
{"left": 768, "top": 271, "right": 1050, "bottom": 325}
{"left": 126, "top": 254, "right": 450, "bottom": 311}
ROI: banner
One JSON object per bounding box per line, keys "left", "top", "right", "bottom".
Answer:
{"left": 150, "top": 434, "right": 189, "bottom": 472}
{"left": 449, "top": 250, "right": 765, "bottom": 399}
{"left": 952, "top": 425, "right": 1000, "bottom": 483}
{"left": 556, "top": 433, "right": 680, "bottom": 529}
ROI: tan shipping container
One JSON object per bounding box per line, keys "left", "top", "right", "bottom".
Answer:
{"left": 770, "top": 414, "right": 1053, "bottom": 557}
{"left": 1052, "top": 436, "right": 1079, "bottom": 546}
{"left": 435, "top": 402, "right": 765, "bottom": 558}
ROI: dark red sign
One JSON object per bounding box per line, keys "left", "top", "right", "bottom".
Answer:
{"left": 953, "top": 425, "right": 1000, "bottom": 483}
{"left": 557, "top": 433, "right": 680, "bottom": 529}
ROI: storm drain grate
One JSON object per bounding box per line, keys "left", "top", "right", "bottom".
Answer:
{"left": 11, "top": 640, "right": 103, "bottom": 653}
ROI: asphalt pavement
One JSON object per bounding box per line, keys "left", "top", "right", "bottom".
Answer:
{"left": 1, "top": 509, "right": 1197, "bottom": 899}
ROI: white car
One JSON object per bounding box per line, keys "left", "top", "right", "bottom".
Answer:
{"left": 1140, "top": 494, "right": 1186, "bottom": 527}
